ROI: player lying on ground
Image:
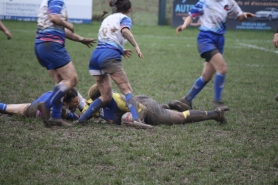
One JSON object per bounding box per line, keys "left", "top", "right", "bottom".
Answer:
{"left": 0, "top": 88, "right": 86, "bottom": 127}
{"left": 81, "top": 85, "right": 227, "bottom": 129}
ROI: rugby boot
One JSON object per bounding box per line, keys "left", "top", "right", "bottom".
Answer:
{"left": 48, "top": 118, "right": 73, "bottom": 127}
{"left": 162, "top": 100, "right": 190, "bottom": 112}
{"left": 37, "top": 102, "right": 51, "bottom": 127}
{"left": 121, "top": 119, "right": 153, "bottom": 129}
{"left": 179, "top": 96, "right": 192, "bottom": 110}
{"left": 214, "top": 108, "right": 227, "bottom": 124}
{"left": 213, "top": 100, "right": 229, "bottom": 111}
{"left": 275, "top": 94, "right": 278, "bottom": 102}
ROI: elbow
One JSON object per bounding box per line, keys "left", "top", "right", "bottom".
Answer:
{"left": 48, "top": 14, "right": 57, "bottom": 24}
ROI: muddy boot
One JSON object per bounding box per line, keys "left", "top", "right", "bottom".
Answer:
{"left": 48, "top": 118, "right": 73, "bottom": 127}
{"left": 37, "top": 102, "right": 51, "bottom": 127}
{"left": 213, "top": 100, "right": 229, "bottom": 111}
{"left": 214, "top": 108, "right": 227, "bottom": 123}
{"left": 179, "top": 96, "right": 192, "bottom": 110}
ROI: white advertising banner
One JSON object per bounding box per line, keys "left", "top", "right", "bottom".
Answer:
{"left": 0, "top": 0, "right": 92, "bottom": 23}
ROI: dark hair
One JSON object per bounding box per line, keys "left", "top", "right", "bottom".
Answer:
{"left": 63, "top": 88, "right": 78, "bottom": 103}
{"left": 114, "top": 0, "right": 131, "bottom": 13}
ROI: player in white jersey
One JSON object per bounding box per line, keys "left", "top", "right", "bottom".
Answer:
{"left": 77, "top": 0, "right": 147, "bottom": 127}
{"left": 176, "top": 0, "right": 255, "bottom": 111}
{"left": 34, "top": 0, "right": 96, "bottom": 127}
{"left": 0, "top": 20, "right": 12, "bottom": 39}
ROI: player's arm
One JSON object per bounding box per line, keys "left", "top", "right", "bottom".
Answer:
{"left": 273, "top": 26, "right": 278, "bottom": 48}
{"left": 122, "top": 28, "right": 144, "bottom": 58}
{"left": 237, "top": 12, "right": 255, "bottom": 21}
{"left": 176, "top": 15, "right": 193, "bottom": 34}
{"left": 0, "top": 21, "right": 12, "bottom": 39}
{"left": 48, "top": 14, "right": 74, "bottom": 32}
{"left": 65, "top": 29, "right": 96, "bottom": 48}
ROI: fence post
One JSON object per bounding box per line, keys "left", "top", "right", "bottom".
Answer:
{"left": 158, "top": 0, "right": 166, "bottom": 25}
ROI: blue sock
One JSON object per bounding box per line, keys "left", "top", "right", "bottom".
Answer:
{"left": 79, "top": 98, "right": 103, "bottom": 122}
{"left": 51, "top": 100, "right": 62, "bottom": 119}
{"left": 186, "top": 76, "right": 207, "bottom": 102}
{"left": 125, "top": 93, "right": 139, "bottom": 121}
{"left": 45, "top": 82, "right": 68, "bottom": 109}
{"left": 0, "top": 103, "right": 7, "bottom": 111}
{"left": 214, "top": 72, "right": 226, "bottom": 101}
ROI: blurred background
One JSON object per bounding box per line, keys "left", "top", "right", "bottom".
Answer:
{"left": 92, "top": 0, "right": 173, "bottom": 26}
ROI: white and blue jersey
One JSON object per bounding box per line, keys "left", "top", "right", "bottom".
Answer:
{"left": 34, "top": 0, "right": 70, "bottom": 70}
{"left": 190, "top": 0, "right": 242, "bottom": 34}
{"left": 189, "top": 0, "right": 242, "bottom": 55}
{"left": 35, "top": 0, "right": 68, "bottom": 45}
{"left": 89, "top": 13, "right": 132, "bottom": 75}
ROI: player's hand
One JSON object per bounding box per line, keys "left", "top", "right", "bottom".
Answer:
{"left": 80, "top": 38, "right": 97, "bottom": 48}
{"left": 243, "top": 12, "right": 256, "bottom": 18}
{"left": 135, "top": 46, "right": 144, "bottom": 58}
{"left": 273, "top": 33, "right": 278, "bottom": 48}
{"left": 176, "top": 25, "right": 186, "bottom": 34}
{"left": 123, "top": 49, "right": 132, "bottom": 60}
{"left": 4, "top": 30, "right": 12, "bottom": 40}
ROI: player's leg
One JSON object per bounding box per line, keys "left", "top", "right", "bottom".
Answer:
{"left": 168, "top": 108, "right": 226, "bottom": 124}
{"left": 78, "top": 75, "right": 110, "bottom": 122}
{"left": 180, "top": 32, "right": 217, "bottom": 108}
{"left": 209, "top": 53, "right": 229, "bottom": 110}
{"left": 209, "top": 35, "right": 229, "bottom": 111}
{"left": 275, "top": 94, "right": 278, "bottom": 101}
{"left": 35, "top": 42, "right": 77, "bottom": 126}
{"left": 110, "top": 70, "right": 142, "bottom": 123}
{"left": 0, "top": 103, "right": 30, "bottom": 116}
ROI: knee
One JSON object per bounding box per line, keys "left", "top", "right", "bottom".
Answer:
{"left": 70, "top": 75, "right": 78, "bottom": 87}
{"left": 201, "top": 72, "right": 213, "bottom": 82}
{"left": 100, "top": 92, "right": 112, "bottom": 104}
{"left": 218, "top": 65, "right": 228, "bottom": 75}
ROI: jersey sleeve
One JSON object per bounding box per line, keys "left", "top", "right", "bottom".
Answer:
{"left": 120, "top": 16, "right": 132, "bottom": 31}
{"left": 228, "top": 0, "right": 243, "bottom": 19}
{"left": 189, "top": 0, "right": 205, "bottom": 18}
{"left": 48, "top": 0, "right": 64, "bottom": 14}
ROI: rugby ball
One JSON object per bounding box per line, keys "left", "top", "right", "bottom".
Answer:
{"left": 121, "top": 112, "right": 133, "bottom": 123}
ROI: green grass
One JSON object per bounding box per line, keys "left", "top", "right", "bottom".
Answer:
{"left": 0, "top": 20, "right": 278, "bottom": 184}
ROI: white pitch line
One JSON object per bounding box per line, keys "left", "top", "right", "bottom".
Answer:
{"left": 239, "top": 43, "right": 278, "bottom": 54}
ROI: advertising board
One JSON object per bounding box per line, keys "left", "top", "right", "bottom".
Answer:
{"left": 0, "top": 0, "right": 92, "bottom": 23}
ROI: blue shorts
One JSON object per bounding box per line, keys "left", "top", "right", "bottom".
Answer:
{"left": 197, "top": 31, "right": 225, "bottom": 57}
{"left": 89, "top": 48, "right": 122, "bottom": 75}
{"left": 34, "top": 42, "right": 71, "bottom": 70}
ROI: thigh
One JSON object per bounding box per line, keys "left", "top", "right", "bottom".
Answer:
{"left": 23, "top": 103, "right": 37, "bottom": 117}
{"left": 6, "top": 103, "right": 31, "bottom": 116}
{"left": 110, "top": 69, "right": 132, "bottom": 95}
{"left": 35, "top": 42, "right": 71, "bottom": 70}
{"left": 94, "top": 74, "right": 112, "bottom": 102}
{"left": 209, "top": 53, "right": 227, "bottom": 74}
{"left": 54, "top": 61, "right": 77, "bottom": 85}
